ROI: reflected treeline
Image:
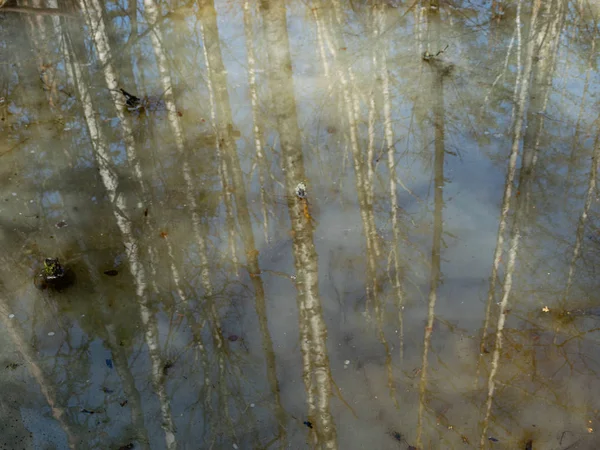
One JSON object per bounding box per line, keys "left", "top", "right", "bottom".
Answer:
{"left": 1, "top": 0, "right": 600, "bottom": 448}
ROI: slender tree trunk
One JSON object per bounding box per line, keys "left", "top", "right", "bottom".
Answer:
{"left": 106, "top": 324, "right": 151, "bottom": 450}
{"left": 522, "top": 0, "right": 565, "bottom": 211}
{"left": 476, "top": 0, "right": 534, "bottom": 380}
{"left": 142, "top": 3, "right": 233, "bottom": 448}
{"left": 313, "top": 0, "right": 380, "bottom": 319}
{"left": 479, "top": 2, "right": 541, "bottom": 446}
{"left": 375, "top": 2, "right": 406, "bottom": 361}
{"left": 416, "top": 6, "right": 447, "bottom": 446}
{"left": 0, "top": 300, "right": 79, "bottom": 448}
{"left": 64, "top": 12, "right": 177, "bottom": 447}
{"left": 564, "top": 128, "right": 600, "bottom": 302}
{"left": 21, "top": 0, "right": 61, "bottom": 113}
{"left": 243, "top": 0, "right": 272, "bottom": 245}
{"left": 260, "top": 1, "right": 337, "bottom": 447}
{"left": 197, "top": 1, "right": 287, "bottom": 444}
{"left": 564, "top": 28, "right": 596, "bottom": 202}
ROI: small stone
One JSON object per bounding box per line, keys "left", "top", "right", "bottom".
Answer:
{"left": 344, "top": 360, "right": 350, "bottom": 365}
{"left": 250, "top": 403, "right": 255, "bottom": 408}
{"left": 48, "top": 332, "right": 55, "bottom": 336}
{"left": 8, "top": 314, "right": 15, "bottom": 319}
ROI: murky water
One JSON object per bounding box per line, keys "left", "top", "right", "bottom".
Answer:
{"left": 1, "top": 0, "right": 600, "bottom": 449}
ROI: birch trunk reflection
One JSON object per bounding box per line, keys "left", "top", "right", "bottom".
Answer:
{"left": 60, "top": 25, "right": 150, "bottom": 446}
{"left": 194, "top": 7, "right": 241, "bottom": 439}
{"left": 374, "top": 2, "right": 406, "bottom": 361}
{"left": 0, "top": 300, "right": 78, "bottom": 448}
{"left": 106, "top": 323, "right": 151, "bottom": 450}
{"left": 313, "top": 1, "right": 381, "bottom": 319}
{"left": 522, "top": 0, "right": 565, "bottom": 210}
{"left": 479, "top": 1, "right": 541, "bottom": 445}
{"left": 564, "top": 128, "right": 600, "bottom": 302}
{"left": 142, "top": 2, "right": 233, "bottom": 447}
{"left": 365, "top": 2, "right": 398, "bottom": 408}
{"left": 140, "top": 0, "right": 203, "bottom": 309}
{"left": 260, "top": 1, "right": 336, "bottom": 447}
{"left": 63, "top": 13, "right": 177, "bottom": 447}
{"left": 565, "top": 35, "right": 596, "bottom": 202}
{"left": 79, "top": 0, "right": 162, "bottom": 296}
{"left": 78, "top": 0, "right": 145, "bottom": 192}
{"left": 21, "top": 0, "right": 61, "bottom": 123}
{"left": 477, "top": 0, "right": 533, "bottom": 378}
{"left": 243, "top": 0, "right": 272, "bottom": 245}
{"left": 416, "top": 5, "right": 447, "bottom": 446}
{"left": 197, "top": 5, "right": 239, "bottom": 275}
{"left": 197, "top": 1, "right": 287, "bottom": 443}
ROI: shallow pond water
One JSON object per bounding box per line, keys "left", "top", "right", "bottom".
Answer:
{"left": 1, "top": 0, "right": 600, "bottom": 449}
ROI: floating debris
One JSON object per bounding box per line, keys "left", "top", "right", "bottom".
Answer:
{"left": 303, "top": 421, "right": 313, "bottom": 429}
{"left": 488, "top": 436, "right": 499, "bottom": 442}
{"left": 47, "top": 332, "right": 55, "bottom": 336}
{"left": 422, "top": 44, "right": 449, "bottom": 61}
{"left": 43, "top": 258, "right": 64, "bottom": 280}
{"left": 228, "top": 335, "right": 239, "bottom": 342}
{"left": 389, "top": 430, "right": 402, "bottom": 442}
{"left": 8, "top": 314, "right": 14, "bottom": 319}
{"left": 119, "top": 400, "right": 128, "bottom": 407}
{"left": 34, "top": 258, "right": 75, "bottom": 291}
{"left": 119, "top": 88, "right": 141, "bottom": 110}
{"left": 119, "top": 88, "right": 166, "bottom": 113}
{"left": 103, "top": 269, "right": 119, "bottom": 276}
{"left": 525, "top": 439, "right": 533, "bottom": 450}
{"left": 105, "top": 359, "right": 113, "bottom": 369}
{"left": 295, "top": 182, "right": 307, "bottom": 199}
{"left": 5, "top": 362, "right": 21, "bottom": 370}
{"left": 55, "top": 220, "right": 68, "bottom": 228}
{"left": 80, "top": 409, "right": 95, "bottom": 414}
{"left": 101, "top": 387, "right": 114, "bottom": 394}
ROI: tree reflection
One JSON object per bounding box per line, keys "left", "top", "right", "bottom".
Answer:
{"left": 2, "top": 0, "right": 600, "bottom": 448}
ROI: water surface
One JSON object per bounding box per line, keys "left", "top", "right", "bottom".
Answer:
{"left": 1, "top": 0, "right": 600, "bottom": 449}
